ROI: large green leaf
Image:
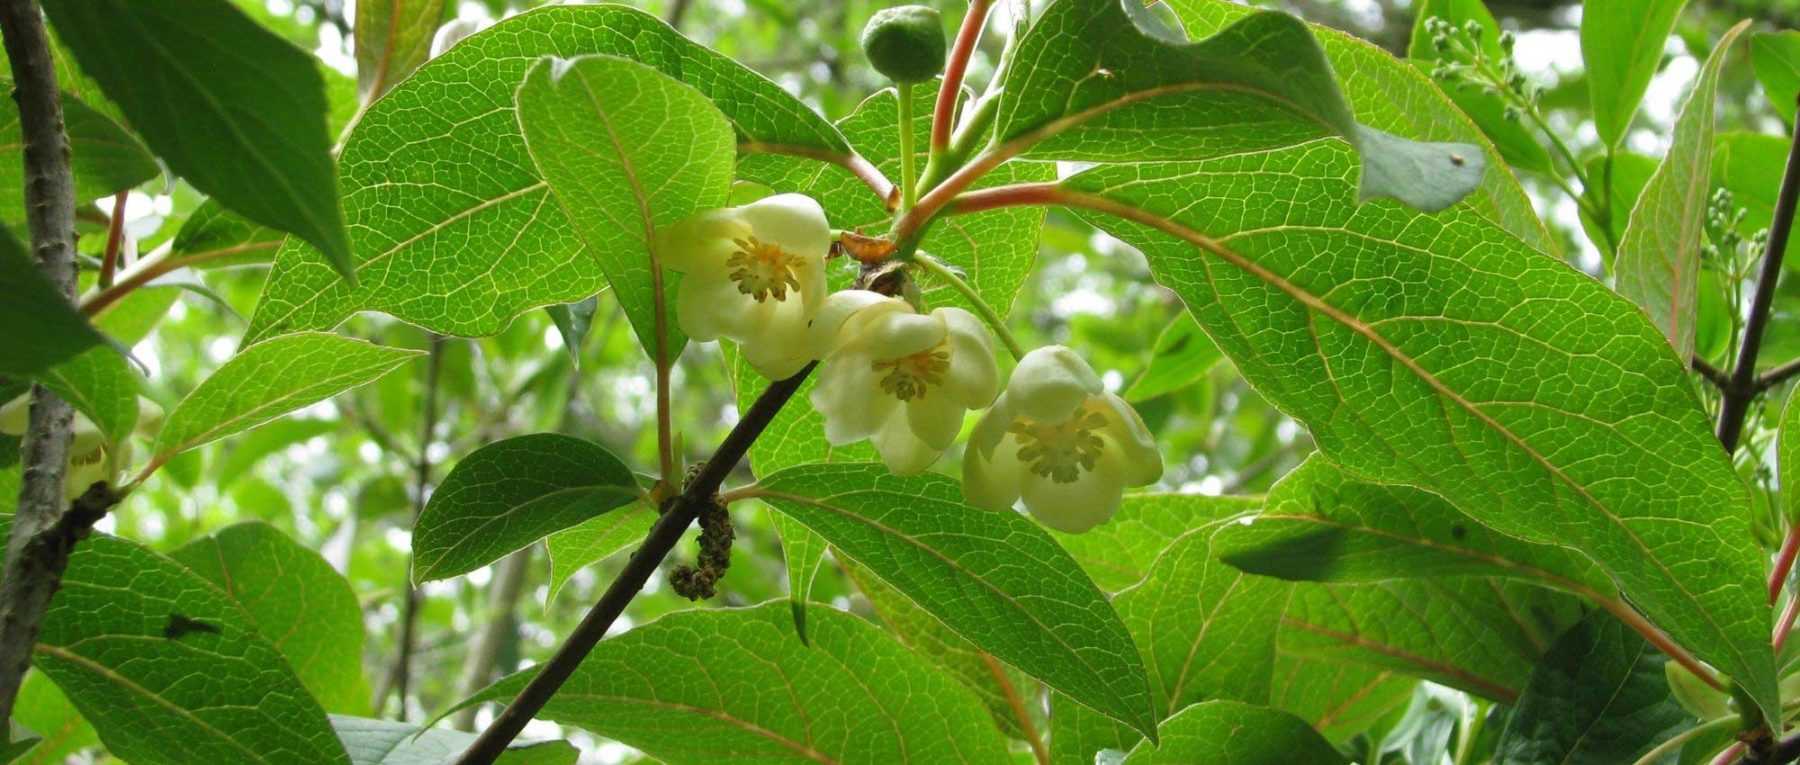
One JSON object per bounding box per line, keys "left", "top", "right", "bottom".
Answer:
{"left": 1581, "top": 0, "right": 1687, "bottom": 148}
{"left": 0, "top": 230, "right": 103, "bottom": 378}
{"left": 35, "top": 347, "right": 138, "bottom": 448}
{"left": 1714, "top": 132, "right": 1800, "bottom": 268}
{"left": 244, "top": 4, "right": 847, "bottom": 344}
{"left": 770, "top": 508, "right": 829, "bottom": 643}
{"left": 29, "top": 524, "right": 350, "bottom": 765}
{"left": 1282, "top": 578, "right": 1584, "bottom": 703}
{"left": 1496, "top": 611, "right": 1692, "bottom": 764}
{"left": 0, "top": 87, "right": 155, "bottom": 226}
{"left": 353, "top": 0, "right": 448, "bottom": 101}
{"left": 1122, "top": 313, "right": 1222, "bottom": 402}
{"left": 841, "top": 559, "right": 1042, "bottom": 743}
{"left": 1753, "top": 31, "right": 1800, "bottom": 126}
{"left": 1216, "top": 455, "right": 1613, "bottom": 597}
{"left": 42, "top": 0, "right": 353, "bottom": 279}
{"left": 1057, "top": 144, "right": 1777, "bottom": 718}
{"left": 171, "top": 199, "right": 286, "bottom": 271}
{"left": 331, "top": 715, "right": 574, "bottom": 765}
{"left": 1051, "top": 492, "right": 1262, "bottom": 593}
{"left": 739, "top": 81, "right": 1053, "bottom": 316}
{"left": 12, "top": 672, "right": 97, "bottom": 765}
{"left": 1168, "top": 0, "right": 1550, "bottom": 250}
{"left": 448, "top": 603, "right": 1010, "bottom": 763}
{"left": 999, "top": 0, "right": 1482, "bottom": 212}
{"left": 1614, "top": 22, "right": 1747, "bottom": 359}
{"left": 151, "top": 332, "right": 420, "bottom": 463}
{"left": 172, "top": 523, "right": 370, "bottom": 714}
{"left": 543, "top": 500, "right": 656, "bottom": 604}
{"left": 412, "top": 433, "right": 639, "bottom": 583}
{"left": 747, "top": 463, "right": 1158, "bottom": 739}
{"left": 1119, "top": 700, "right": 1345, "bottom": 764}
{"left": 1405, "top": 0, "right": 1556, "bottom": 177}
{"left": 1049, "top": 498, "right": 1288, "bottom": 761}
{"left": 515, "top": 54, "right": 735, "bottom": 363}
{"left": 1269, "top": 655, "right": 1415, "bottom": 744}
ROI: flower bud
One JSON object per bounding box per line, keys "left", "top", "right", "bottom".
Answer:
{"left": 861, "top": 5, "right": 947, "bottom": 85}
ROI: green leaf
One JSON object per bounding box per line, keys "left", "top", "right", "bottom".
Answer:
{"left": 353, "top": 0, "right": 448, "bottom": 101}
{"left": 0, "top": 87, "right": 156, "bottom": 226}
{"left": 0, "top": 230, "right": 104, "bottom": 378}
{"left": 29, "top": 523, "right": 350, "bottom": 765}
{"left": 999, "top": 0, "right": 1483, "bottom": 212}
{"left": 1216, "top": 455, "right": 1614, "bottom": 597}
{"left": 412, "top": 433, "right": 638, "bottom": 583}
{"left": 171, "top": 199, "right": 287, "bottom": 271}
{"left": 841, "top": 558, "right": 1043, "bottom": 743}
{"left": 770, "top": 508, "right": 828, "bottom": 643}
{"left": 244, "top": 4, "right": 847, "bottom": 344}
{"left": 749, "top": 463, "right": 1158, "bottom": 740}
{"left": 1405, "top": 0, "right": 1556, "bottom": 176}
{"left": 1168, "top": 0, "right": 1551, "bottom": 250}
{"left": 1269, "top": 655, "right": 1415, "bottom": 744}
{"left": 739, "top": 81, "right": 1053, "bottom": 316}
{"left": 1061, "top": 142, "right": 1778, "bottom": 719}
{"left": 1714, "top": 132, "right": 1800, "bottom": 267}
{"left": 35, "top": 347, "right": 138, "bottom": 447}
{"left": 515, "top": 54, "right": 736, "bottom": 363}
{"left": 1120, "top": 700, "right": 1345, "bottom": 764}
{"left": 1496, "top": 611, "right": 1693, "bottom": 764}
{"left": 13, "top": 671, "right": 97, "bottom": 765}
{"left": 1580, "top": 151, "right": 1658, "bottom": 261}
{"left": 543, "top": 500, "right": 655, "bottom": 604}
{"left": 171, "top": 522, "right": 370, "bottom": 715}
{"left": 449, "top": 602, "right": 1010, "bottom": 763}
{"left": 544, "top": 295, "right": 600, "bottom": 367}
{"left": 1581, "top": 0, "right": 1687, "bottom": 148}
{"left": 91, "top": 285, "right": 180, "bottom": 346}
{"left": 1050, "top": 497, "right": 1289, "bottom": 761}
{"left": 1785, "top": 389, "right": 1800, "bottom": 526}
{"left": 1122, "top": 313, "right": 1222, "bottom": 402}
{"left": 1614, "top": 21, "right": 1748, "bottom": 359}
{"left": 152, "top": 332, "right": 420, "bottom": 462}
{"left": 42, "top": 0, "right": 353, "bottom": 280}
{"left": 1282, "top": 578, "right": 1585, "bottom": 703}
{"left": 1753, "top": 31, "right": 1800, "bottom": 125}
{"left": 331, "top": 715, "right": 575, "bottom": 765}
{"left": 1050, "top": 492, "right": 1262, "bottom": 593}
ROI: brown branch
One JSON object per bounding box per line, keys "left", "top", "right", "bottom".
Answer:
{"left": 98, "top": 191, "right": 126, "bottom": 289}
{"left": 0, "top": 0, "right": 85, "bottom": 726}
{"left": 1693, "top": 356, "right": 1733, "bottom": 391}
{"left": 1719, "top": 115, "right": 1800, "bottom": 452}
{"left": 1758, "top": 357, "right": 1800, "bottom": 392}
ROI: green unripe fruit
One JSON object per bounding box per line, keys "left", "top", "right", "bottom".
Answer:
{"left": 860, "top": 5, "right": 946, "bottom": 85}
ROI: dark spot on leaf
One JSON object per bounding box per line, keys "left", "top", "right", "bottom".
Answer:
{"left": 1449, "top": 153, "right": 1466, "bottom": 167}
{"left": 1450, "top": 524, "right": 1467, "bottom": 540}
{"left": 163, "top": 612, "right": 221, "bottom": 640}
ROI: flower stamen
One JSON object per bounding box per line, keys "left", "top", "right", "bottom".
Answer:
{"left": 726, "top": 236, "right": 803, "bottom": 302}
{"left": 873, "top": 347, "right": 950, "bottom": 401}
{"left": 1010, "top": 408, "right": 1108, "bottom": 483}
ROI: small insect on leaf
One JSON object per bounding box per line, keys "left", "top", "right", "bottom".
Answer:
{"left": 162, "top": 612, "right": 222, "bottom": 640}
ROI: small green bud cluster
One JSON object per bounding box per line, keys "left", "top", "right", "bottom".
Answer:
{"left": 1425, "top": 16, "right": 1536, "bottom": 122}
{"left": 1702, "top": 188, "right": 1764, "bottom": 266}
{"left": 861, "top": 5, "right": 947, "bottom": 85}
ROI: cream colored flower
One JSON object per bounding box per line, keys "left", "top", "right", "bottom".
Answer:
{"left": 659, "top": 193, "right": 831, "bottom": 380}
{"left": 809, "top": 291, "right": 1000, "bottom": 475}
{"left": 0, "top": 394, "right": 161, "bottom": 499}
{"left": 963, "top": 345, "right": 1161, "bottom": 533}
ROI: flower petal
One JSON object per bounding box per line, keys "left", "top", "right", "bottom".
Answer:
{"left": 737, "top": 193, "right": 830, "bottom": 264}
{"left": 807, "top": 290, "right": 905, "bottom": 358}
{"left": 1019, "top": 448, "right": 1127, "bottom": 533}
{"left": 677, "top": 270, "right": 769, "bottom": 342}
{"left": 810, "top": 351, "right": 897, "bottom": 444}
{"left": 967, "top": 391, "right": 1015, "bottom": 459}
{"left": 656, "top": 208, "right": 745, "bottom": 274}
{"left": 962, "top": 430, "right": 1024, "bottom": 512}
{"left": 861, "top": 310, "right": 947, "bottom": 359}
{"left": 1095, "top": 393, "right": 1162, "bottom": 486}
{"left": 934, "top": 307, "right": 999, "bottom": 408}
{"left": 873, "top": 408, "right": 942, "bottom": 475}
{"left": 1008, "top": 345, "right": 1103, "bottom": 422}
{"left": 904, "top": 389, "right": 965, "bottom": 450}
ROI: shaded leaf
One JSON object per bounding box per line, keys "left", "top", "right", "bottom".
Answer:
{"left": 152, "top": 333, "right": 419, "bottom": 462}
{"left": 515, "top": 54, "right": 735, "bottom": 363}
{"left": 447, "top": 602, "right": 1010, "bottom": 763}
{"left": 170, "top": 199, "right": 286, "bottom": 271}
{"left": 1122, "top": 313, "right": 1222, "bottom": 402}
{"left": 331, "top": 715, "right": 574, "bottom": 765}
{"left": 172, "top": 523, "right": 370, "bottom": 714}
{"left": 0, "top": 230, "right": 103, "bottom": 378}
{"left": 545, "top": 295, "right": 600, "bottom": 367}
{"left": 1581, "top": 0, "right": 1687, "bottom": 147}
{"left": 0, "top": 86, "right": 156, "bottom": 227}
{"left": 1119, "top": 700, "right": 1344, "bottom": 764}
{"left": 354, "top": 0, "right": 449, "bottom": 101}
{"left": 1496, "top": 611, "right": 1693, "bottom": 764}
{"left": 35, "top": 347, "right": 138, "bottom": 447}
{"left": 1753, "top": 31, "right": 1800, "bottom": 125}
{"left": 544, "top": 500, "right": 656, "bottom": 604}
{"left": 1269, "top": 655, "right": 1415, "bottom": 744}
{"left": 413, "top": 433, "right": 638, "bottom": 583}
{"left": 245, "top": 4, "right": 846, "bottom": 344}
{"left": 1051, "top": 492, "right": 1261, "bottom": 593}
{"left": 43, "top": 0, "right": 353, "bottom": 279}
{"left": 12, "top": 671, "right": 97, "bottom": 765}
{"left": 770, "top": 508, "right": 828, "bottom": 643}
{"left": 1406, "top": 0, "right": 1556, "bottom": 176}
{"left": 1614, "top": 21, "right": 1748, "bottom": 358}
{"left": 749, "top": 463, "right": 1158, "bottom": 740}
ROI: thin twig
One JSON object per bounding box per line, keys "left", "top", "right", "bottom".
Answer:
{"left": 930, "top": 0, "right": 991, "bottom": 154}
{"left": 98, "top": 191, "right": 127, "bottom": 289}
{"left": 1695, "top": 356, "right": 1733, "bottom": 391}
{"left": 1760, "top": 358, "right": 1800, "bottom": 392}
{"left": 388, "top": 335, "right": 445, "bottom": 721}
{"left": 453, "top": 361, "right": 819, "bottom": 765}
{"left": 0, "top": 0, "right": 84, "bottom": 725}
{"left": 1718, "top": 118, "right": 1800, "bottom": 452}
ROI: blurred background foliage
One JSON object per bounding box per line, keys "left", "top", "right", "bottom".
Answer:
{"left": 42, "top": 0, "right": 1800, "bottom": 762}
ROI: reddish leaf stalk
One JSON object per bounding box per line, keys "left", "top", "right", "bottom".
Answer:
{"left": 931, "top": 0, "right": 991, "bottom": 153}
{"left": 98, "top": 190, "right": 127, "bottom": 289}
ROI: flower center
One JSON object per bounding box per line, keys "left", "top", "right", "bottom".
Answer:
{"left": 726, "top": 236, "right": 802, "bottom": 302}
{"left": 872, "top": 347, "right": 950, "bottom": 401}
{"left": 1010, "top": 407, "right": 1107, "bottom": 484}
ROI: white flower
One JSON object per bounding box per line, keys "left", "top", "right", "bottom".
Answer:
{"left": 659, "top": 193, "right": 831, "bottom": 380}
{"left": 0, "top": 394, "right": 161, "bottom": 500}
{"left": 809, "top": 291, "right": 1000, "bottom": 475}
{"left": 962, "top": 345, "right": 1161, "bottom": 533}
